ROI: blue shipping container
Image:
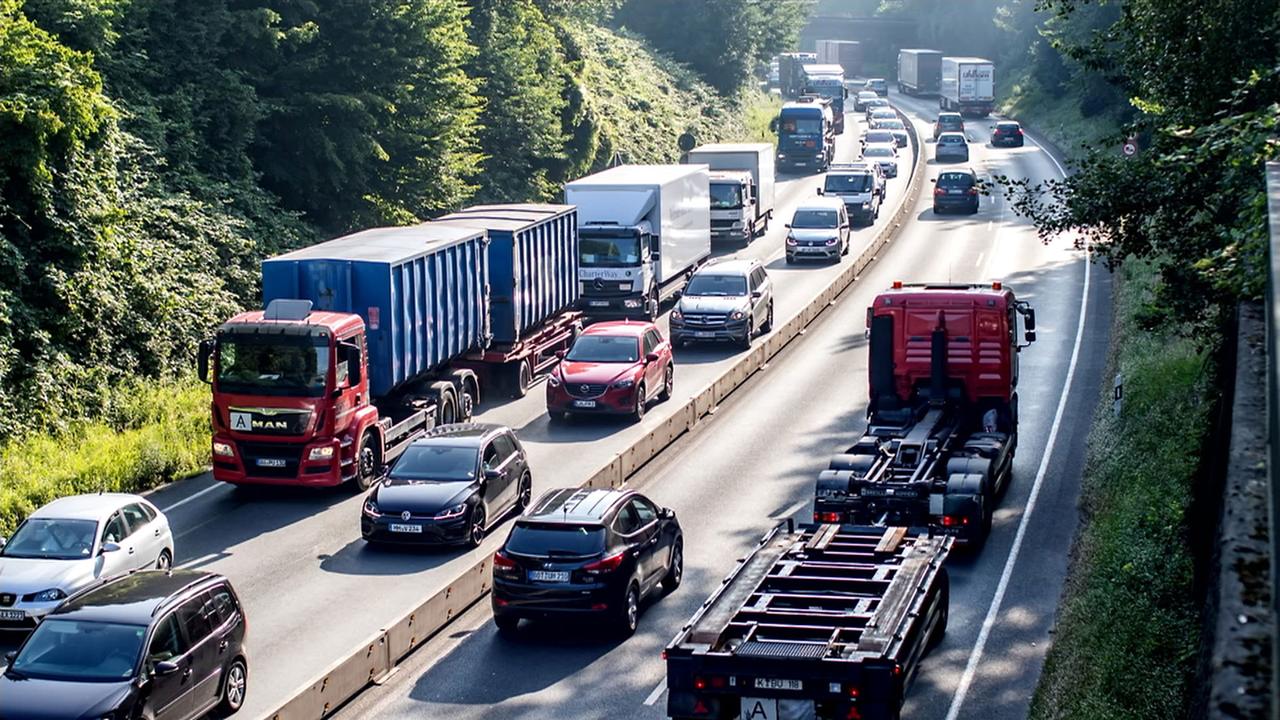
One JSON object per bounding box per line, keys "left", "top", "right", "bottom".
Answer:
{"left": 429, "top": 204, "right": 579, "bottom": 345}
{"left": 262, "top": 225, "right": 490, "bottom": 399}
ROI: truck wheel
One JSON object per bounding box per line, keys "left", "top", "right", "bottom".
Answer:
{"left": 449, "top": 371, "right": 479, "bottom": 421}
{"left": 928, "top": 571, "right": 950, "bottom": 649}
{"left": 507, "top": 360, "right": 532, "bottom": 399}
{"left": 354, "top": 431, "right": 380, "bottom": 492}
{"left": 646, "top": 293, "right": 659, "bottom": 321}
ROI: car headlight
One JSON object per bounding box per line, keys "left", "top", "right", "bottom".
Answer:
{"left": 825, "top": 237, "right": 838, "bottom": 245}
{"left": 434, "top": 503, "right": 468, "bottom": 520}
{"left": 730, "top": 310, "right": 746, "bottom": 321}
{"left": 861, "top": 202, "right": 871, "bottom": 209}
{"left": 213, "top": 441, "right": 234, "bottom": 458}
{"left": 731, "top": 221, "right": 743, "bottom": 229}
{"left": 363, "top": 498, "right": 380, "bottom": 516}
{"left": 785, "top": 235, "right": 797, "bottom": 246}
{"left": 671, "top": 309, "right": 683, "bottom": 322}
{"left": 612, "top": 377, "right": 635, "bottom": 389}
{"left": 27, "top": 588, "right": 66, "bottom": 603}
{"left": 308, "top": 446, "right": 335, "bottom": 461}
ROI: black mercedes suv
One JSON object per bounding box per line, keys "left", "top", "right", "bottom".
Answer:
{"left": 0, "top": 570, "right": 248, "bottom": 720}
{"left": 492, "top": 488, "right": 683, "bottom": 637}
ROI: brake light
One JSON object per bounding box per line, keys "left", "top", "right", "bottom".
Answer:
{"left": 934, "top": 187, "right": 946, "bottom": 196}
{"left": 1016, "top": 128, "right": 1023, "bottom": 135}
{"left": 968, "top": 187, "right": 979, "bottom": 196}
{"left": 940, "top": 515, "right": 969, "bottom": 527}
{"left": 694, "top": 675, "right": 728, "bottom": 690}
{"left": 583, "top": 550, "right": 626, "bottom": 575}
{"left": 492, "top": 552, "right": 518, "bottom": 576}
{"left": 815, "top": 511, "right": 841, "bottom": 523}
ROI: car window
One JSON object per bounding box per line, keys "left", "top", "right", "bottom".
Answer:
{"left": 630, "top": 497, "right": 658, "bottom": 526}
{"left": 641, "top": 331, "right": 656, "bottom": 356}
{"left": 390, "top": 445, "right": 477, "bottom": 481}
{"left": 937, "top": 172, "right": 976, "bottom": 187}
{"left": 121, "top": 504, "right": 151, "bottom": 533}
{"left": 613, "top": 505, "right": 641, "bottom": 535}
{"left": 492, "top": 433, "right": 518, "bottom": 462}
{"left": 179, "top": 595, "right": 214, "bottom": 646}
{"left": 209, "top": 587, "right": 240, "bottom": 627}
{"left": 646, "top": 330, "right": 664, "bottom": 351}
{"left": 101, "top": 512, "right": 127, "bottom": 545}
{"left": 482, "top": 443, "right": 501, "bottom": 470}
{"left": 940, "top": 135, "right": 965, "bottom": 145}
{"left": 148, "top": 614, "right": 188, "bottom": 664}
{"left": 824, "top": 173, "right": 872, "bottom": 193}
{"left": 565, "top": 335, "right": 639, "bottom": 363}
{"left": 685, "top": 273, "right": 747, "bottom": 297}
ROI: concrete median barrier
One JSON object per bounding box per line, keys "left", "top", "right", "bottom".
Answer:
{"left": 262, "top": 114, "right": 926, "bottom": 720}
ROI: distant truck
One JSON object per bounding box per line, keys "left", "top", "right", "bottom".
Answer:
{"left": 664, "top": 520, "right": 952, "bottom": 720}
{"left": 565, "top": 165, "right": 711, "bottom": 320}
{"left": 685, "top": 144, "right": 777, "bottom": 244}
{"left": 201, "top": 225, "right": 492, "bottom": 491}
{"left": 778, "top": 52, "right": 818, "bottom": 99}
{"left": 802, "top": 63, "right": 848, "bottom": 134}
{"left": 775, "top": 97, "right": 836, "bottom": 173}
{"left": 816, "top": 39, "right": 862, "bottom": 78}
{"left": 940, "top": 57, "right": 995, "bottom": 116}
{"left": 897, "top": 49, "right": 943, "bottom": 96}
{"left": 813, "top": 282, "right": 1037, "bottom": 545}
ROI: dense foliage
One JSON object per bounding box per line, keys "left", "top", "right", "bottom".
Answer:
{"left": 0, "top": 0, "right": 808, "bottom": 444}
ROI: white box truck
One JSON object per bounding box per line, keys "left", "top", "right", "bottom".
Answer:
{"left": 685, "top": 144, "right": 777, "bottom": 245}
{"left": 565, "top": 165, "right": 711, "bottom": 320}
{"left": 940, "top": 57, "right": 995, "bottom": 116}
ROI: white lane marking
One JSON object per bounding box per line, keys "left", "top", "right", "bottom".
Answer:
{"left": 159, "top": 483, "right": 223, "bottom": 513}
{"left": 773, "top": 497, "right": 809, "bottom": 519}
{"left": 643, "top": 680, "right": 667, "bottom": 706}
{"left": 975, "top": 252, "right": 985, "bottom": 268}
{"left": 177, "top": 552, "right": 220, "bottom": 570}
{"left": 944, "top": 141, "right": 1085, "bottom": 720}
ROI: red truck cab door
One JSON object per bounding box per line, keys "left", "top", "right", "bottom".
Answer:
{"left": 333, "top": 333, "right": 369, "bottom": 435}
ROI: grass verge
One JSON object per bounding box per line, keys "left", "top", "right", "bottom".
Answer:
{"left": 999, "top": 69, "right": 1128, "bottom": 154}
{"left": 0, "top": 380, "right": 209, "bottom": 536}
{"left": 1028, "top": 260, "right": 1207, "bottom": 719}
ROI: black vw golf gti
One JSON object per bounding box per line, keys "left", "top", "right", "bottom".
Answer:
{"left": 361, "top": 423, "right": 533, "bottom": 548}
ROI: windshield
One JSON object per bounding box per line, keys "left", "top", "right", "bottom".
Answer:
{"left": 685, "top": 274, "right": 747, "bottom": 296}
{"left": 940, "top": 135, "right": 965, "bottom": 144}
{"left": 580, "top": 233, "right": 641, "bottom": 268}
{"left": 217, "top": 335, "right": 330, "bottom": 398}
{"left": 791, "top": 209, "right": 839, "bottom": 229}
{"left": 863, "top": 132, "right": 894, "bottom": 144}
{"left": 1, "top": 518, "right": 97, "bottom": 560}
{"left": 565, "top": 335, "right": 639, "bottom": 363}
{"left": 863, "top": 146, "right": 895, "bottom": 158}
{"left": 11, "top": 620, "right": 144, "bottom": 682}
{"left": 709, "top": 183, "right": 744, "bottom": 210}
{"left": 507, "top": 523, "right": 606, "bottom": 557}
{"left": 874, "top": 120, "right": 904, "bottom": 130}
{"left": 780, "top": 117, "right": 822, "bottom": 134}
{"left": 390, "top": 445, "right": 478, "bottom": 481}
{"left": 938, "top": 172, "right": 975, "bottom": 187}
{"left": 806, "top": 82, "right": 843, "bottom": 98}
{"left": 825, "top": 174, "right": 873, "bottom": 193}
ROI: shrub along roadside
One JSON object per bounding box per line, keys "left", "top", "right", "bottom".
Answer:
{"left": 1028, "top": 261, "right": 1207, "bottom": 720}
{"left": 0, "top": 381, "right": 208, "bottom": 537}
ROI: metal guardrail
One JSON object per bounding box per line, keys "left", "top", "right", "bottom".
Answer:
{"left": 261, "top": 116, "right": 928, "bottom": 720}
{"left": 1268, "top": 160, "right": 1280, "bottom": 720}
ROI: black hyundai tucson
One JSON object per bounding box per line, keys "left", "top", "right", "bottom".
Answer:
{"left": 492, "top": 488, "right": 682, "bottom": 637}
{"left": 0, "top": 569, "right": 249, "bottom": 720}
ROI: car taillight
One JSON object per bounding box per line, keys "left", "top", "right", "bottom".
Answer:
{"left": 493, "top": 551, "right": 518, "bottom": 573}
{"left": 583, "top": 550, "right": 626, "bottom": 575}
{"left": 940, "top": 515, "right": 969, "bottom": 527}
{"left": 969, "top": 187, "right": 979, "bottom": 196}
{"left": 934, "top": 187, "right": 946, "bottom": 196}
{"left": 1016, "top": 129, "right": 1023, "bottom": 135}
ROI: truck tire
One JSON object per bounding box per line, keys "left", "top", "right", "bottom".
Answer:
{"left": 429, "top": 381, "right": 459, "bottom": 425}
{"left": 646, "top": 290, "right": 660, "bottom": 321}
{"left": 507, "top": 359, "right": 533, "bottom": 399}
{"left": 354, "top": 431, "right": 381, "bottom": 492}
{"left": 928, "top": 570, "right": 950, "bottom": 648}
{"left": 449, "top": 370, "right": 479, "bottom": 421}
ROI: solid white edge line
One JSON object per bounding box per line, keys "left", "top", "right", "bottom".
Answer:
{"left": 643, "top": 680, "right": 667, "bottom": 706}
{"left": 159, "top": 482, "right": 223, "bottom": 513}
{"left": 943, "top": 134, "right": 1087, "bottom": 720}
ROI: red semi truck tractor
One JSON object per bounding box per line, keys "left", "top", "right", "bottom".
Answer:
{"left": 199, "top": 205, "right": 580, "bottom": 490}
{"left": 813, "top": 282, "right": 1036, "bottom": 545}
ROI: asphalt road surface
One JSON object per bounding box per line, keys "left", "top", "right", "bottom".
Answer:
{"left": 328, "top": 92, "right": 1112, "bottom": 720}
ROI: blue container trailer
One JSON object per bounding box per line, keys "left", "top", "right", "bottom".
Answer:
{"left": 429, "top": 204, "right": 584, "bottom": 397}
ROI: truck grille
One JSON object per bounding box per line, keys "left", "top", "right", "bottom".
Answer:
{"left": 235, "top": 441, "right": 305, "bottom": 478}
{"left": 567, "top": 383, "right": 609, "bottom": 399}
{"left": 711, "top": 219, "right": 736, "bottom": 230}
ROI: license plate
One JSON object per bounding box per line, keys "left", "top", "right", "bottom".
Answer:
{"left": 739, "top": 697, "right": 815, "bottom": 720}
{"left": 949, "top": 189, "right": 964, "bottom": 194}
{"left": 0, "top": 610, "right": 24, "bottom": 621}
{"left": 754, "top": 678, "right": 803, "bottom": 691}
{"left": 862, "top": 487, "right": 919, "bottom": 498}
{"left": 573, "top": 400, "right": 597, "bottom": 408}
{"left": 528, "top": 570, "right": 570, "bottom": 583}
{"left": 588, "top": 300, "right": 609, "bottom": 307}
{"left": 693, "top": 331, "right": 716, "bottom": 339}
{"left": 256, "top": 458, "right": 287, "bottom": 468}
{"left": 389, "top": 523, "right": 423, "bottom": 534}
{"left": 801, "top": 247, "right": 826, "bottom": 253}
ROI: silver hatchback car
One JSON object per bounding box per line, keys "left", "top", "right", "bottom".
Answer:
{"left": 0, "top": 493, "right": 174, "bottom": 634}
{"left": 935, "top": 132, "right": 970, "bottom": 163}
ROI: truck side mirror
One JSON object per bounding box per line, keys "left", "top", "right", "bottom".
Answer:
{"left": 197, "top": 339, "right": 214, "bottom": 385}
{"left": 816, "top": 188, "right": 824, "bottom": 195}
{"left": 1024, "top": 308, "right": 1036, "bottom": 331}
{"left": 769, "top": 117, "right": 779, "bottom": 133}
{"left": 1025, "top": 330, "right": 1037, "bottom": 344}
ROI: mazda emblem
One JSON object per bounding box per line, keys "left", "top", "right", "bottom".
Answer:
{"left": 581, "top": 385, "right": 590, "bottom": 394}
{"left": 401, "top": 511, "right": 411, "bottom": 521}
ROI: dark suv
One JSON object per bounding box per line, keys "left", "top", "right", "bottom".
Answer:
{"left": 670, "top": 259, "right": 774, "bottom": 348}
{"left": 492, "top": 488, "right": 683, "bottom": 637}
{"left": 0, "top": 570, "right": 248, "bottom": 719}
{"left": 933, "top": 168, "right": 981, "bottom": 214}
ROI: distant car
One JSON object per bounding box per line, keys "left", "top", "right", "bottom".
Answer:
{"left": 492, "top": 488, "right": 683, "bottom": 637}
{"left": 991, "top": 120, "right": 1025, "bottom": 147}
{"left": 933, "top": 168, "right": 981, "bottom": 214}
{"left": 821, "top": 163, "right": 883, "bottom": 225}
{"left": 786, "top": 197, "right": 850, "bottom": 264}
{"left": 853, "top": 90, "right": 879, "bottom": 113}
{"left": 862, "top": 97, "right": 891, "bottom": 122}
{"left": 861, "top": 143, "right": 900, "bottom": 178}
{"left": 865, "top": 78, "right": 888, "bottom": 96}
{"left": 0, "top": 494, "right": 174, "bottom": 635}
{"left": 670, "top": 259, "right": 773, "bottom": 349}
{"left": 871, "top": 117, "right": 910, "bottom": 147}
{"left": 546, "top": 320, "right": 673, "bottom": 422}
{"left": 0, "top": 570, "right": 248, "bottom": 719}
{"left": 934, "top": 112, "right": 964, "bottom": 140}
{"left": 935, "top": 132, "right": 970, "bottom": 162}
{"left": 361, "top": 423, "right": 532, "bottom": 548}
{"left": 861, "top": 129, "right": 897, "bottom": 148}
